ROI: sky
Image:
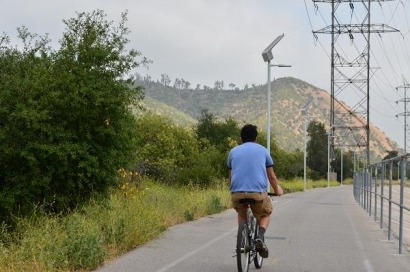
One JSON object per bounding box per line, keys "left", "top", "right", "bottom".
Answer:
{"left": 1, "top": 0, "right": 410, "bottom": 149}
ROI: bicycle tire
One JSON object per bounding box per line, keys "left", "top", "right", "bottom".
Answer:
{"left": 236, "top": 221, "right": 250, "bottom": 272}
{"left": 253, "top": 221, "right": 264, "bottom": 269}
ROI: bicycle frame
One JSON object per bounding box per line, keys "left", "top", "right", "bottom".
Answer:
{"left": 236, "top": 201, "right": 263, "bottom": 272}
{"left": 245, "top": 203, "right": 258, "bottom": 262}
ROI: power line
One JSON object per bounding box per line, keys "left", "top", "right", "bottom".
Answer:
{"left": 312, "top": 0, "right": 400, "bottom": 166}
{"left": 396, "top": 83, "right": 410, "bottom": 152}
{"left": 304, "top": 0, "right": 315, "bottom": 30}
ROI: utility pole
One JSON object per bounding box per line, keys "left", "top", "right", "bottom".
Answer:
{"left": 396, "top": 83, "right": 410, "bottom": 153}
{"left": 312, "top": 0, "right": 399, "bottom": 167}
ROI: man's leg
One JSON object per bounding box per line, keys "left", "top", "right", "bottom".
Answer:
{"left": 237, "top": 214, "right": 247, "bottom": 224}
{"left": 259, "top": 215, "right": 270, "bottom": 230}
{"left": 255, "top": 215, "right": 270, "bottom": 258}
{"left": 258, "top": 215, "right": 270, "bottom": 239}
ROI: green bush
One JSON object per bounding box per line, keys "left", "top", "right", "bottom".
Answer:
{"left": 177, "top": 145, "right": 225, "bottom": 187}
{"left": 184, "top": 210, "right": 195, "bottom": 221}
{"left": 0, "top": 10, "right": 147, "bottom": 222}
{"left": 134, "top": 113, "right": 199, "bottom": 182}
{"left": 195, "top": 109, "right": 240, "bottom": 153}
{"left": 134, "top": 113, "right": 227, "bottom": 187}
{"left": 206, "top": 195, "right": 224, "bottom": 214}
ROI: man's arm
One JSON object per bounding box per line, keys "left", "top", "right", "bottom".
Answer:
{"left": 267, "top": 167, "right": 282, "bottom": 196}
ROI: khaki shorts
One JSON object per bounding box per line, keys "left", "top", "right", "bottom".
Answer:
{"left": 231, "top": 192, "right": 273, "bottom": 221}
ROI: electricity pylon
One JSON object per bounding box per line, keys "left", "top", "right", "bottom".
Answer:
{"left": 396, "top": 84, "right": 410, "bottom": 153}
{"left": 312, "top": 0, "right": 399, "bottom": 166}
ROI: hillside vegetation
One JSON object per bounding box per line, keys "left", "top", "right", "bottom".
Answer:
{"left": 139, "top": 77, "right": 399, "bottom": 161}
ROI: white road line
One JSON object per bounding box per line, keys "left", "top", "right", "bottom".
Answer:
{"left": 364, "top": 260, "right": 375, "bottom": 272}
{"left": 344, "top": 205, "right": 376, "bottom": 272}
{"left": 155, "top": 227, "right": 237, "bottom": 272}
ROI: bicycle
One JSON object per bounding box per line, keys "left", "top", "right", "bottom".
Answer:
{"left": 236, "top": 192, "right": 276, "bottom": 272}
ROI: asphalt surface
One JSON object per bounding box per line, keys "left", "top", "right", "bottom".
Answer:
{"left": 96, "top": 186, "right": 410, "bottom": 272}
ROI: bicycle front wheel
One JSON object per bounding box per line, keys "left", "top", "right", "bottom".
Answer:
{"left": 236, "top": 221, "right": 250, "bottom": 272}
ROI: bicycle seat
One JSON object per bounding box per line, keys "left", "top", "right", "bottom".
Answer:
{"left": 238, "top": 198, "right": 258, "bottom": 204}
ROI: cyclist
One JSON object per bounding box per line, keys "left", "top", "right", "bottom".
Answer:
{"left": 227, "top": 124, "right": 282, "bottom": 258}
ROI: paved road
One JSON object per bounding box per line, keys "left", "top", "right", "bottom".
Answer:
{"left": 96, "top": 186, "right": 410, "bottom": 272}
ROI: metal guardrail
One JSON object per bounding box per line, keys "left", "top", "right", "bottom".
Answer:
{"left": 353, "top": 154, "right": 410, "bottom": 254}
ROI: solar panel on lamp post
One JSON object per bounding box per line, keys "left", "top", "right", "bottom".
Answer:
{"left": 261, "top": 34, "right": 291, "bottom": 152}
{"left": 261, "top": 33, "right": 291, "bottom": 193}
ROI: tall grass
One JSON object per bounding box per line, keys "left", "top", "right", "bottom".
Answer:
{"left": 0, "top": 177, "right": 343, "bottom": 271}
{"left": 0, "top": 178, "right": 231, "bottom": 271}
{"left": 281, "top": 178, "right": 343, "bottom": 193}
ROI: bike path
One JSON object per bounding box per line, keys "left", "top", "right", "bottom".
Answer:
{"left": 96, "top": 186, "right": 410, "bottom": 272}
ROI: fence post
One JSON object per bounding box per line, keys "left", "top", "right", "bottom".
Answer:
{"left": 380, "top": 162, "right": 385, "bottom": 229}
{"left": 388, "top": 160, "right": 393, "bottom": 241}
{"left": 399, "top": 157, "right": 406, "bottom": 254}
{"left": 369, "top": 166, "right": 373, "bottom": 217}
{"left": 374, "top": 165, "right": 378, "bottom": 222}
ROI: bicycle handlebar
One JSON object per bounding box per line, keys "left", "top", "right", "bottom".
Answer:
{"left": 267, "top": 192, "right": 279, "bottom": 196}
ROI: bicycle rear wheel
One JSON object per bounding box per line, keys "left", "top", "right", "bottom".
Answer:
{"left": 253, "top": 221, "right": 263, "bottom": 269}
{"left": 236, "top": 221, "right": 250, "bottom": 272}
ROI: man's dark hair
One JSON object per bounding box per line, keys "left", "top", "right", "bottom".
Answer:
{"left": 241, "top": 124, "right": 258, "bottom": 143}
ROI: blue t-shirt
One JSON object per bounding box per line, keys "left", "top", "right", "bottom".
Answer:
{"left": 227, "top": 142, "right": 274, "bottom": 192}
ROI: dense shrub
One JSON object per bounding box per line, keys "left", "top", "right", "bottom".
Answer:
{"left": 195, "top": 109, "right": 240, "bottom": 153}
{"left": 134, "top": 113, "right": 229, "bottom": 187}
{"left": 0, "top": 10, "right": 147, "bottom": 222}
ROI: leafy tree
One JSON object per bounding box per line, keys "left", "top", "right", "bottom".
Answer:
{"left": 256, "top": 132, "right": 302, "bottom": 179}
{"left": 306, "top": 121, "right": 328, "bottom": 179}
{"left": 133, "top": 114, "right": 197, "bottom": 181}
{"left": 0, "top": 10, "right": 148, "bottom": 221}
{"left": 185, "top": 81, "right": 191, "bottom": 90}
{"left": 174, "top": 78, "right": 182, "bottom": 89}
{"left": 332, "top": 149, "right": 354, "bottom": 181}
{"left": 214, "top": 80, "right": 224, "bottom": 90}
{"left": 382, "top": 150, "right": 400, "bottom": 179}
{"left": 144, "top": 74, "right": 152, "bottom": 82}
{"left": 160, "top": 74, "right": 171, "bottom": 86}
{"left": 383, "top": 150, "right": 398, "bottom": 160}
{"left": 134, "top": 113, "right": 223, "bottom": 186}
{"left": 195, "top": 109, "right": 240, "bottom": 153}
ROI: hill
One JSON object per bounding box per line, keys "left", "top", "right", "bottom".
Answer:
{"left": 137, "top": 77, "right": 399, "bottom": 162}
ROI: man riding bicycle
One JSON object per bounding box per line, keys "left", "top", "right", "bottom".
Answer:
{"left": 227, "top": 124, "right": 282, "bottom": 258}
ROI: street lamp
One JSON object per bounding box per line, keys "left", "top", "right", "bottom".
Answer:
{"left": 327, "top": 125, "right": 336, "bottom": 188}
{"left": 265, "top": 63, "right": 291, "bottom": 151}
{"left": 301, "top": 98, "right": 313, "bottom": 191}
{"left": 339, "top": 134, "right": 349, "bottom": 186}
{"left": 340, "top": 144, "right": 344, "bottom": 185}
{"left": 261, "top": 34, "right": 291, "bottom": 152}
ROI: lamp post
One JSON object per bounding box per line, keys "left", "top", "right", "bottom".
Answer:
{"left": 339, "top": 134, "right": 349, "bottom": 186}
{"left": 327, "top": 125, "right": 336, "bottom": 188}
{"left": 341, "top": 144, "right": 343, "bottom": 185}
{"left": 353, "top": 151, "right": 356, "bottom": 173}
{"left": 301, "top": 98, "right": 313, "bottom": 191}
{"left": 262, "top": 34, "right": 289, "bottom": 152}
